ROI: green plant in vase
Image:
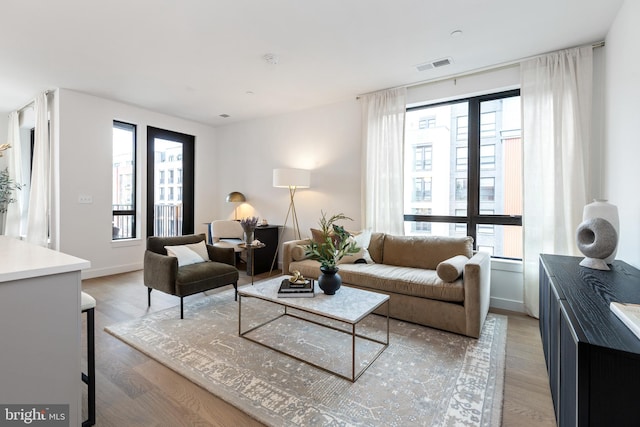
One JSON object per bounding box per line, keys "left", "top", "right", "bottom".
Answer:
{"left": 304, "top": 211, "right": 360, "bottom": 294}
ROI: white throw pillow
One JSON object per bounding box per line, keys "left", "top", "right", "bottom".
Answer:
{"left": 165, "top": 241, "right": 210, "bottom": 267}
{"left": 338, "top": 229, "right": 374, "bottom": 264}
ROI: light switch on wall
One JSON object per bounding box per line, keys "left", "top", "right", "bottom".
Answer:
{"left": 78, "top": 195, "right": 93, "bottom": 204}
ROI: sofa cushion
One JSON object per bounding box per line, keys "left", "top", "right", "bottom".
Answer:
{"left": 382, "top": 235, "right": 473, "bottom": 270}
{"left": 436, "top": 255, "right": 469, "bottom": 282}
{"left": 340, "top": 263, "right": 464, "bottom": 302}
{"left": 289, "top": 260, "right": 464, "bottom": 303}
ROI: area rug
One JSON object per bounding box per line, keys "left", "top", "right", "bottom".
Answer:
{"left": 105, "top": 286, "right": 507, "bottom": 427}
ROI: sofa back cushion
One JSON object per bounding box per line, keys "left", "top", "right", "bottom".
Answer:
{"left": 368, "top": 232, "right": 386, "bottom": 264}
{"left": 382, "top": 235, "right": 473, "bottom": 270}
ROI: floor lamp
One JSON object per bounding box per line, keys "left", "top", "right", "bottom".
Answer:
{"left": 270, "top": 168, "right": 310, "bottom": 275}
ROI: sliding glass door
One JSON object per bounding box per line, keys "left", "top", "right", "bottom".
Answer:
{"left": 146, "top": 126, "right": 195, "bottom": 237}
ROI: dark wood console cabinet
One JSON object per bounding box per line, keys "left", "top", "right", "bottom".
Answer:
{"left": 539, "top": 254, "right": 640, "bottom": 426}
{"left": 248, "top": 225, "right": 280, "bottom": 276}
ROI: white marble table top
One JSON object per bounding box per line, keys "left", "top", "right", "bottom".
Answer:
{"left": 238, "top": 275, "right": 389, "bottom": 324}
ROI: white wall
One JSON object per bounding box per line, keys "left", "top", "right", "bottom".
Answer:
{"left": 57, "top": 89, "right": 217, "bottom": 278}
{"left": 214, "top": 99, "right": 363, "bottom": 248}
{"left": 604, "top": 0, "right": 640, "bottom": 268}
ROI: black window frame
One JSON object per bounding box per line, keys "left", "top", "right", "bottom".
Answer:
{"left": 404, "top": 89, "right": 522, "bottom": 260}
{"left": 112, "top": 120, "right": 137, "bottom": 240}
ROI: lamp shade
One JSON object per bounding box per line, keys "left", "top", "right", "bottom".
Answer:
{"left": 225, "top": 191, "right": 246, "bottom": 203}
{"left": 273, "top": 168, "right": 310, "bottom": 188}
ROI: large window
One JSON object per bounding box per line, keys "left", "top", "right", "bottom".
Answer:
{"left": 403, "top": 90, "right": 522, "bottom": 259}
{"left": 112, "top": 121, "right": 137, "bottom": 240}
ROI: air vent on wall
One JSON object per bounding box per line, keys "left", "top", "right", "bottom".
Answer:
{"left": 415, "top": 57, "right": 453, "bottom": 72}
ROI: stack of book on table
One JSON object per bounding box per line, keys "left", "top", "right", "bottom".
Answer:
{"left": 278, "top": 278, "right": 314, "bottom": 298}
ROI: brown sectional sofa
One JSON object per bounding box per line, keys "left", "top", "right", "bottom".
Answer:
{"left": 283, "top": 233, "right": 491, "bottom": 338}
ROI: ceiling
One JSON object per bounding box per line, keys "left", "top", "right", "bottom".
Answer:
{"left": 0, "top": 0, "right": 624, "bottom": 126}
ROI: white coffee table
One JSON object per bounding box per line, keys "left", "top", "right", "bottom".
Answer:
{"left": 238, "top": 275, "right": 389, "bottom": 382}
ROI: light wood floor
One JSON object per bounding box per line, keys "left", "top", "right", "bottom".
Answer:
{"left": 81, "top": 269, "right": 557, "bottom": 426}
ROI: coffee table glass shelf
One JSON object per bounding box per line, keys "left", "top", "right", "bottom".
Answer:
{"left": 238, "top": 275, "right": 389, "bottom": 382}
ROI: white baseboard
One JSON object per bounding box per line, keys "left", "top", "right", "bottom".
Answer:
{"left": 489, "top": 296, "right": 525, "bottom": 313}
{"left": 81, "top": 263, "right": 142, "bottom": 280}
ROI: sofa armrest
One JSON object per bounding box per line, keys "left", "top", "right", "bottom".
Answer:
{"left": 144, "top": 250, "right": 178, "bottom": 295}
{"left": 282, "top": 238, "right": 312, "bottom": 275}
{"left": 463, "top": 251, "right": 491, "bottom": 338}
{"left": 206, "top": 244, "right": 236, "bottom": 266}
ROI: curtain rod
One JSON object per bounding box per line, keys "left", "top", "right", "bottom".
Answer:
{"left": 356, "top": 41, "right": 605, "bottom": 99}
{"left": 13, "top": 89, "right": 52, "bottom": 115}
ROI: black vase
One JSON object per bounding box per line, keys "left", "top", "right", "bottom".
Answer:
{"left": 318, "top": 266, "right": 342, "bottom": 295}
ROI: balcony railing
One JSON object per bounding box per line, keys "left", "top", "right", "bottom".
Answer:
{"left": 112, "top": 203, "right": 183, "bottom": 239}
{"left": 153, "top": 203, "right": 183, "bottom": 237}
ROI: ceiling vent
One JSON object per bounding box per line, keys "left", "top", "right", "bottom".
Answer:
{"left": 415, "top": 57, "right": 453, "bottom": 72}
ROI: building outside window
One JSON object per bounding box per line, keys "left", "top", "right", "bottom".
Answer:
{"left": 414, "top": 177, "right": 432, "bottom": 201}
{"left": 415, "top": 144, "right": 432, "bottom": 171}
{"left": 112, "top": 121, "right": 137, "bottom": 240}
{"left": 403, "top": 90, "right": 522, "bottom": 259}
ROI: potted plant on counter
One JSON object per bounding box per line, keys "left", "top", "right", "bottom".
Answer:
{"left": 304, "top": 211, "right": 360, "bottom": 295}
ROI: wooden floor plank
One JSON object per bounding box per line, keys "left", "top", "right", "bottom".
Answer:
{"left": 81, "top": 270, "right": 557, "bottom": 426}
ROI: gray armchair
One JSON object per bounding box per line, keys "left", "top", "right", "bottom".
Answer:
{"left": 144, "top": 233, "right": 239, "bottom": 318}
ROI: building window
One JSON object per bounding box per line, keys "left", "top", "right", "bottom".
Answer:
{"left": 412, "top": 208, "right": 432, "bottom": 233}
{"left": 168, "top": 169, "right": 174, "bottom": 184}
{"left": 414, "top": 177, "right": 432, "bottom": 201}
{"left": 480, "top": 144, "right": 496, "bottom": 170}
{"left": 456, "top": 146, "right": 468, "bottom": 171}
{"left": 112, "top": 121, "right": 137, "bottom": 240}
{"left": 480, "top": 177, "right": 495, "bottom": 201}
{"left": 403, "top": 89, "right": 522, "bottom": 259}
{"left": 481, "top": 111, "right": 497, "bottom": 138}
{"left": 456, "top": 115, "right": 468, "bottom": 140}
{"left": 419, "top": 117, "right": 436, "bottom": 129}
{"left": 415, "top": 144, "right": 432, "bottom": 171}
{"left": 159, "top": 170, "right": 165, "bottom": 184}
{"left": 455, "top": 178, "right": 467, "bottom": 200}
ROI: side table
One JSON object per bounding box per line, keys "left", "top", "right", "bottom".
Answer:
{"left": 238, "top": 242, "right": 266, "bottom": 285}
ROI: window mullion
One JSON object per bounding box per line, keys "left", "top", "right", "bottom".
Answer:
{"left": 467, "top": 99, "right": 480, "bottom": 248}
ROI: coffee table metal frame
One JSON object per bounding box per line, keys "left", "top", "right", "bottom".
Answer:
{"left": 238, "top": 279, "right": 389, "bottom": 382}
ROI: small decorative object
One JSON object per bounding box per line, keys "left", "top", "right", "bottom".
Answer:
{"left": 583, "top": 199, "right": 619, "bottom": 264}
{"left": 304, "top": 212, "right": 360, "bottom": 295}
{"left": 576, "top": 217, "right": 618, "bottom": 271}
{"left": 289, "top": 270, "right": 305, "bottom": 283}
{"left": 240, "top": 216, "right": 259, "bottom": 245}
{"left": 261, "top": 219, "right": 268, "bottom": 226}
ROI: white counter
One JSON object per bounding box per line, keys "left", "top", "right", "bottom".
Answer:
{"left": 0, "top": 236, "right": 90, "bottom": 282}
{"left": 0, "top": 236, "right": 90, "bottom": 426}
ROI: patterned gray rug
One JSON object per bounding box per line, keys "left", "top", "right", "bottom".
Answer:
{"left": 106, "top": 285, "right": 507, "bottom": 427}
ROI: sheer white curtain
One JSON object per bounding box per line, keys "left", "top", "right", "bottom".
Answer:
{"left": 26, "top": 92, "right": 51, "bottom": 247}
{"left": 4, "top": 111, "right": 24, "bottom": 236}
{"left": 361, "top": 87, "right": 406, "bottom": 234}
{"left": 521, "top": 46, "right": 593, "bottom": 317}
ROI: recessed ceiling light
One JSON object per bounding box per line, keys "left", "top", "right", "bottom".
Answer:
{"left": 219, "top": 114, "right": 230, "bottom": 118}
{"left": 246, "top": 91, "right": 254, "bottom": 95}
{"left": 450, "top": 29, "right": 463, "bottom": 37}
